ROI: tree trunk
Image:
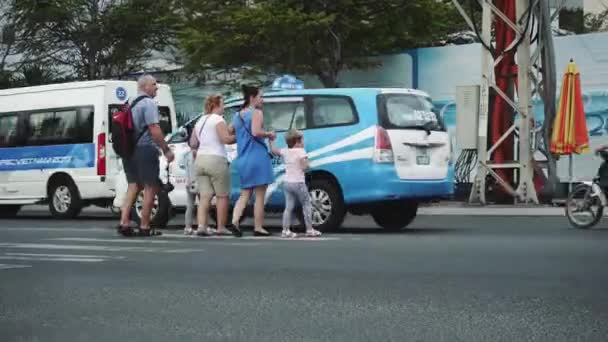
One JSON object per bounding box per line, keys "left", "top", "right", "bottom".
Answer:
{"left": 317, "top": 69, "right": 339, "bottom": 88}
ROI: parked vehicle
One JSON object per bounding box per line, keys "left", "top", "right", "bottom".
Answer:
{"left": 0, "top": 80, "right": 177, "bottom": 218}
{"left": 121, "top": 87, "right": 455, "bottom": 231}
{"left": 565, "top": 149, "right": 608, "bottom": 229}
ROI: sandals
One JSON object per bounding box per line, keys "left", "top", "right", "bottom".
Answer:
{"left": 228, "top": 221, "right": 243, "bottom": 238}
{"left": 117, "top": 225, "right": 134, "bottom": 237}
{"left": 136, "top": 228, "right": 162, "bottom": 237}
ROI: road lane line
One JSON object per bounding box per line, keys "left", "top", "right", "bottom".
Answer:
{"left": 161, "top": 233, "right": 341, "bottom": 241}
{"left": 5, "top": 253, "right": 125, "bottom": 259}
{"left": 0, "top": 256, "right": 104, "bottom": 262}
{"left": 1, "top": 227, "right": 110, "bottom": 232}
{"left": 0, "top": 263, "right": 32, "bottom": 270}
{"left": 49, "top": 238, "right": 180, "bottom": 244}
{"left": 0, "top": 243, "right": 203, "bottom": 253}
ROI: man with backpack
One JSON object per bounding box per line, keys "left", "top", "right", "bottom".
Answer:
{"left": 116, "top": 75, "right": 174, "bottom": 237}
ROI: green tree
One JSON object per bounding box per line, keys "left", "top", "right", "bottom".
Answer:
{"left": 7, "top": 0, "right": 179, "bottom": 80}
{"left": 178, "top": 0, "right": 465, "bottom": 88}
{"left": 0, "top": 9, "right": 18, "bottom": 89}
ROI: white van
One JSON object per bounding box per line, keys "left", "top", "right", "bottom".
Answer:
{"left": 0, "top": 80, "right": 177, "bottom": 218}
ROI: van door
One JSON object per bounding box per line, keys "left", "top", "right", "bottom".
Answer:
{"left": 0, "top": 113, "right": 21, "bottom": 199}
{"left": 376, "top": 93, "right": 451, "bottom": 180}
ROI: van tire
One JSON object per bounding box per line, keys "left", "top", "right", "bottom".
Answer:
{"left": 130, "top": 190, "right": 171, "bottom": 228}
{"left": 308, "top": 178, "right": 346, "bottom": 232}
{"left": 372, "top": 201, "right": 418, "bottom": 231}
{"left": 49, "top": 179, "right": 83, "bottom": 219}
{"left": 0, "top": 205, "right": 21, "bottom": 218}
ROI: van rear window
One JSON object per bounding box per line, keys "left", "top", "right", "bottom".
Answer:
{"left": 377, "top": 94, "right": 444, "bottom": 131}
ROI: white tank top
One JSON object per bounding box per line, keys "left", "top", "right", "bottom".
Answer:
{"left": 194, "top": 114, "right": 227, "bottom": 158}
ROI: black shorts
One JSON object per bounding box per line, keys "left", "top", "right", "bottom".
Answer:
{"left": 123, "top": 145, "right": 160, "bottom": 187}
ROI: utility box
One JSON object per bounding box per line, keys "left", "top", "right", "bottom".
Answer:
{"left": 455, "top": 85, "right": 480, "bottom": 150}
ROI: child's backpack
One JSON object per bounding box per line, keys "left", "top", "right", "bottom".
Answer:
{"left": 111, "top": 95, "right": 149, "bottom": 159}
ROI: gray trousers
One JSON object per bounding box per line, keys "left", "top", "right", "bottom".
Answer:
{"left": 282, "top": 182, "right": 313, "bottom": 231}
{"left": 185, "top": 191, "right": 197, "bottom": 228}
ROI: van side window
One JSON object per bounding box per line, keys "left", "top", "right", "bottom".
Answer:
{"left": 23, "top": 106, "right": 94, "bottom": 146}
{"left": 311, "top": 96, "right": 357, "bottom": 127}
{"left": 0, "top": 114, "right": 19, "bottom": 148}
{"left": 263, "top": 102, "right": 306, "bottom": 131}
{"left": 28, "top": 111, "right": 77, "bottom": 145}
{"left": 158, "top": 106, "right": 172, "bottom": 136}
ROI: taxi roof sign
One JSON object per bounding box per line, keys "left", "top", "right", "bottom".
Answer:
{"left": 271, "top": 74, "right": 304, "bottom": 91}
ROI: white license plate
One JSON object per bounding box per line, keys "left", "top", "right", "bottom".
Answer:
{"left": 416, "top": 148, "right": 430, "bottom": 165}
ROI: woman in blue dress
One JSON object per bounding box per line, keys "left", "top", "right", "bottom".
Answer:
{"left": 231, "top": 85, "right": 276, "bottom": 236}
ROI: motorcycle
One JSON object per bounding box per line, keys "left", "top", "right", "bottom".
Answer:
{"left": 565, "top": 149, "right": 608, "bottom": 229}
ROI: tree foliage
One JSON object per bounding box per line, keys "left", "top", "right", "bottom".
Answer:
{"left": 7, "top": 0, "right": 179, "bottom": 80}
{"left": 178, "top": 0, "right": 466, "bottom": 87}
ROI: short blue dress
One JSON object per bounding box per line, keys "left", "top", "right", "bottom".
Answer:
{"left": 233, "top": 109, "right": 274, "bottom": 189}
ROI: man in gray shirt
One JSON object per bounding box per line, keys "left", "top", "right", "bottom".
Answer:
{"left": 119, "top": 75, "right": 174, "bottom": 237}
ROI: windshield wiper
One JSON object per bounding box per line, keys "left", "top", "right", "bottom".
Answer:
{"left": 402, "top": 122, "right": 437, "bottom": 135}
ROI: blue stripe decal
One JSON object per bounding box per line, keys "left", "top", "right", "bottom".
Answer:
{"left": 0, "top": 144, "right": 96, "bottom": 171}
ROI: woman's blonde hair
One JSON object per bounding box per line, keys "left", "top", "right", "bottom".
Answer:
{"left": 204, "top": 94, "right": 223, "bottom": 114}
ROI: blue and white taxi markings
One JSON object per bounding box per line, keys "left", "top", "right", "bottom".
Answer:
{"left": 264, "top": 126, "right": 376, "bottom": 203}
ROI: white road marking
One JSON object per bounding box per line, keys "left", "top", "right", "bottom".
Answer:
{"left": 0, "top": 263, "right": 31, "bottom": 270}
{"left": 0, "top": 256, "right": 104, "bottom": 263}
{"left": 50, "top": 238, "right": 180, "bottom": 244}
{"left": 5, "top": 253, "right": 125, "bottom": 259}
{"left": 0, "top": 243, "right": 203, "bottom": 253}
{"left": 0, "top": 227, "right": 109, "bottom": 232}
{"left": 161, "top": 233, "right": 341, "bottom": 241}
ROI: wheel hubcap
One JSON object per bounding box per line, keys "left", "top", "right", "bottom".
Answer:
{"left": 310, "top": 189, "right": 332, "bottom": 226}
{"left": 135, "top": 192, "right": 159, "bottom": 220}
{"left": 53, "top": 186, "right": 72, "bottom": 213}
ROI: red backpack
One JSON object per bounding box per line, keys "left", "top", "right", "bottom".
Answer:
{"left": 111, "top": 95, "right": 149, "bottom": 159}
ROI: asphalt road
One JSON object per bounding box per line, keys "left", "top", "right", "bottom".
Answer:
{"left": 1, "top": 209, "right": 608, "bottom": 342}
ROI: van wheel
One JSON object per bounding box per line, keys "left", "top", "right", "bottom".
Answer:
{"left": 131, "top": 190, "right": 171, "bottom": 228}
{"left": 49, "top": 180, "right": 83, "bottom": 219}
{"left": 0, "top": 205, "right": 21, "bottom": 218}
{"left": 308, "top": 178, "right": 346, "bottom": 232}
{"left": 372, "top": 201, "right": 418, "bottom": 231}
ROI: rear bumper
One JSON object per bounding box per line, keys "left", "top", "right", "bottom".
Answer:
{"left": 346, "top": 165, "right": 454, "bottom": 204}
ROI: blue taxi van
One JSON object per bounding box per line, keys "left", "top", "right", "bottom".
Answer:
{"left": 218, "top": 87, "right": 454, "bottom": 231}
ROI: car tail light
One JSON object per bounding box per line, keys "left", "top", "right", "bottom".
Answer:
{"left": 97, "top": 133, "right": 106, "bottom": 176}
{"left": 373, "top": 126, "right": 394, "bottom": 163}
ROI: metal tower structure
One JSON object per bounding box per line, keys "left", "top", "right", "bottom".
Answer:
{"left": 451, "top": 0, "right": 559, "bottom": 205}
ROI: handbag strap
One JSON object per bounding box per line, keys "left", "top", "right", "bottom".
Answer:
{"left": 196, "top": 115, "right": 211, "bottom": 142}
{"left": 238, "top": 110, "right": 270, "bottom": 152}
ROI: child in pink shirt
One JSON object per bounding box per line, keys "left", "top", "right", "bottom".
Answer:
{"left": 270, "top": 129, "right": 322, "bottom": 238}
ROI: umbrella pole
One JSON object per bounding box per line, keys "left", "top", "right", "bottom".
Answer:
{"left": 569, "top": 154, "right": 573, "bottom": 192}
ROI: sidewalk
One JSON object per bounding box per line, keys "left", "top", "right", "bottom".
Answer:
{"left": 419, "top": 203, "right": 565, "bottom": 216}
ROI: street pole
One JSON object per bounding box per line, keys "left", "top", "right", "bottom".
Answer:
{"left": 468, "top": 0, "right": 492, "bottom": 204}
{"left": 514, "top": 0, "right": 539, "bottom": 204}
{"left": 453, "top": 0, "right": 541, "bottom": 205}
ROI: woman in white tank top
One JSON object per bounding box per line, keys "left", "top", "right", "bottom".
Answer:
{"left": 188, "top": 94, "right": 240, "bottom": 237}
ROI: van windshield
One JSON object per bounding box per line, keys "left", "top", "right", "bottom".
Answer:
{"left": 378, "top": 94, "right": 444, "bottom": 131}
